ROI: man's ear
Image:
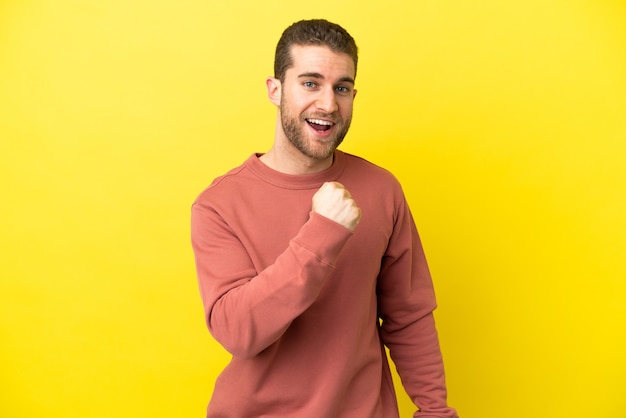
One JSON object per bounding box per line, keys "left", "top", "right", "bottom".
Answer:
{"left": 266, "top": 77, "right": 281, "bottom": 106}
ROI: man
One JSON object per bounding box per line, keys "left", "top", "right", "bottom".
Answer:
{"left": 191, "top": 19, "right": 458, "bottom": 418}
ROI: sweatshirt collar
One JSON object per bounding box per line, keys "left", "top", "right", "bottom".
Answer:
{"left": 246, "top": 150, "right": 347, "bottom": 189}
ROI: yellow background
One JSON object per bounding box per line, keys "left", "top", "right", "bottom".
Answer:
{"left": 1, "top": 1, "right": 625, "bottom": 417}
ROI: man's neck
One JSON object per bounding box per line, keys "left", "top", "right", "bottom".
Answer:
{"left": 259, "top": 146, "right": 334, "bottom": 175}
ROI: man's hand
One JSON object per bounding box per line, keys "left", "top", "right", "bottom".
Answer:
{"left": 312, "top": 182, "right": 362, "bottom": 232}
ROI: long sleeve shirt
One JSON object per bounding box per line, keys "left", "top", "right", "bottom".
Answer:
{"left": 191, "top": 151, "right": 458, "bottom": 418}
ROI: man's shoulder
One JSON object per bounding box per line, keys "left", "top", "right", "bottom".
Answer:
{"left": 341, "top": 151, "right": 401, "bottom": 186}
{"left": 193, "top": 155, "right": 256, "bottom": 205}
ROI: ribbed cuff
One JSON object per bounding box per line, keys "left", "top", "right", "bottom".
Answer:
{"left": 291, "top": 212, "right": 354, "bottom": 267}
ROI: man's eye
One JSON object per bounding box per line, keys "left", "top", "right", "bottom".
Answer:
{"left": 336, "top": 86, "right": 350, "bottom": 93}
{"left": 304, "top": 81, "right": 316, "bottom": 88}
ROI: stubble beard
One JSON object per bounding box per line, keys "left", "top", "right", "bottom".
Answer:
{"left": 280, "top": 97, "right": 352, "bottom": 161}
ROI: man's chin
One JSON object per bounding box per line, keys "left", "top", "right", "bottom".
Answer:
{"left": 293, "top": 142, "right": 332, "bottom": 161}
{"left": 301, "top": 147, "right": 335, "bottom": 161}
{"left": 284, "top": 124, "right": 345, "bottom": 161}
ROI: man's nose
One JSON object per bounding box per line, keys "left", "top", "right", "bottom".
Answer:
{"left": 315, "top": 87, "right": 338, "bottom": 113}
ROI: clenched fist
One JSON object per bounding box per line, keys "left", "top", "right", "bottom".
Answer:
{"left": 312, "top": 182, "right": 362, "bottom": 232}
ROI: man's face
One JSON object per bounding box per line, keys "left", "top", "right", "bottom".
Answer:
{"left": 277, "top": 45, "right": 357, "bottom": 161}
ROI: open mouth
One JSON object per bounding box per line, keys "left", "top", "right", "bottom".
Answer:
{"left": 306, "top": 118, "right": 334, "bottom": 132}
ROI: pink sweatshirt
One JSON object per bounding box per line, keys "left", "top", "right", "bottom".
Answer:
{"left": 191, "top": 151, "right": 457, "bottom": 417}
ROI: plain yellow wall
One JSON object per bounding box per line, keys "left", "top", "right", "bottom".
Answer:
{"left": 1, "top": 1, "right": 625, "bottom": 417}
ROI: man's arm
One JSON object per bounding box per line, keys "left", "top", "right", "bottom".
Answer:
{"left": 191, "top": 182, "right": 360, "bottom": 359}
{"left": 377, "top": 196, "right": 458, "bottom": 418}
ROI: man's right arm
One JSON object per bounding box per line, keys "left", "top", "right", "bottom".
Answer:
{"left": 190, "top": 182, "right": 360, "bottom": 359}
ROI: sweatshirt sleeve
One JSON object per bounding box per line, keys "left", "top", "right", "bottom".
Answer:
{"left": 377, "top": 196, "right": 459, "bottom": 418}
{"left": 191, "top": 201, "right": 353, "bottom": 359}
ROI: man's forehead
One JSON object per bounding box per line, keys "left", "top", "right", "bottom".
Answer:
{"left": 287, "top": 44, "right": 356, "bottom": 78}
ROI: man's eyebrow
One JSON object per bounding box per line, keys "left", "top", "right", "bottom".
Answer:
{"left": 337, "top": 76, "right": 355, "bottom": 85}
{"left": 297, "top": 72, "right": 355, "bottom": 85}
{"left": 298, "top": 72, "right": 324, "bottom": 79}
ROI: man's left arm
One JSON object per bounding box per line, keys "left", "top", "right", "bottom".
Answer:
{"left": 377, "top": 196, "right": 459, "bottom": 418}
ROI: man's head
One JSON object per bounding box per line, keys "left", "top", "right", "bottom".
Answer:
{"left": 274, "top": 19, "right": 358, "bottom": 83}
{"left": 265, "top": 20, "right": 359, "bottom": 165}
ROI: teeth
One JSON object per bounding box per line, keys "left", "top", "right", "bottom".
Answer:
{"left": 307, "top": 118, "right": 333, "bottom": 126}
